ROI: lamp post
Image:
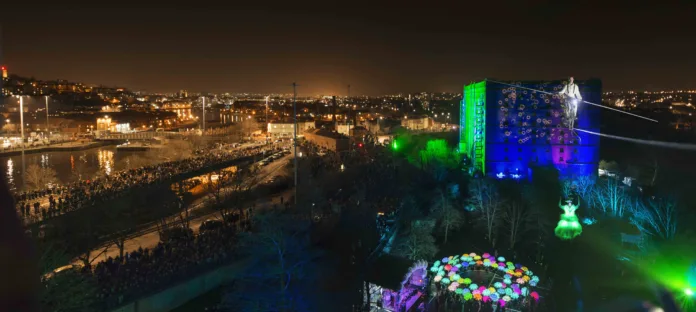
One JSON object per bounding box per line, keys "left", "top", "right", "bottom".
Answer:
{"left": 292, "top": 83, "right": 298, "bottom": 206}
{"left": 19, "top": 96, "right": 26, "bottom": 188}
{"left": 347, "top": 84, "right": 352, "bottom": 153}
{"left": 265, "top": 95, "right": 269, "bottom": 145}
{"left": 19, "top": 96, "right": 25, "bottom": 151}
{"left": 45, "top": 96, "right": 50, "bottom": 137}
{"left": 201, "top": 96, "right": 206, "bottom": 133}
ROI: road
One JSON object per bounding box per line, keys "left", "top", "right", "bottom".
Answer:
{"left": 82, "top": 153, "right": 292, "bottom": 265}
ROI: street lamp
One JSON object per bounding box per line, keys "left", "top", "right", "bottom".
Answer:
{"left": 292, "top": 83, "right": 298, "bottom": 206}
{"left": 18, "top": 96, "right": 24, "bottom": 151}
{"left": 45, "top": 96, "right": 50, "bottom": 136}
{"left": 201, "top": 96, "right": 206, "bottom": 132}
{"left": 265, "top": 95, "right": 269, "bottom": 145}
{"left": 17, "top": 95, "right": 26, "bottom": 188}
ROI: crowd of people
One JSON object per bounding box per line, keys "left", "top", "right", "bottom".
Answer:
{"left": 90, "top": 222, "right": 246, "bottom": 309}
{"left": 15, "top": 143, "right": 277, "bottom": 223}
{"left": 39, "top": 139, "right": 388, "bottom": 310}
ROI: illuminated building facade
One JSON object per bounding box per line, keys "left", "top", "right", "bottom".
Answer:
{"left": 459, "top": 79, "right": 601, "bottom": 178}
{"left": 267, "top": 121, "right": 315, "bottom": 138}
{"left": 304, "top": 128, "right": 349, "bottom": 152}
{"left": 1, "top": 66, "right": 6, "bottom": 98}
{"left": 401, "top": 115, "right": 432, "bottom": 130}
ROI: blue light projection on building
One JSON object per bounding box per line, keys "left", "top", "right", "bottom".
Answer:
{"left": 459, "top": 79, "right": 601, "bottom": 179}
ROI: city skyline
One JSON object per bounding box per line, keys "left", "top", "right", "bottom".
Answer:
{"left": 2, "top": 3, "right": 696, "bottom": 95}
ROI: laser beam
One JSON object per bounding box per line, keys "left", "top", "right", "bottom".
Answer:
{"left": 575, "top": 128, "right": 696, "bottom": 151}
{"left": 486, "top": 79, "right": 658, "bottom": 123}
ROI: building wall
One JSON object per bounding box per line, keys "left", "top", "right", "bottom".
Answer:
{"left": 460, "top": 79, "right": 601, "bottom": 178}
{"left": 267, "top": 121, "right": 314, "bottom": 137}
{"left": 336, "top": 124, "right": 350, "bottom": 136}
{"left": 401, "top": 117, "right": 431, "bottom": 130}
{"left": 304, "top": 131, "right": 349, "bottom": 152}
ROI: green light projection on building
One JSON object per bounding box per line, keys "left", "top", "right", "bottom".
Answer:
{"left": 460, "top": 81, "right": 487, "bottom": 174}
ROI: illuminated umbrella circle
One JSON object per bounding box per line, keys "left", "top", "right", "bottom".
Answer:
{"left": 429, "top": 252, "right": 540, "bottom": 305}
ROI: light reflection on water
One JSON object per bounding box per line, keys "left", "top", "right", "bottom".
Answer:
{"left": 98, "top": 149, "right": 114, "bottom": 176}
{"left": 6, "top": 158, "right": 13, "bottom": 186}
{"left": 0, "top": 146, "right": 154, "bottom": 191}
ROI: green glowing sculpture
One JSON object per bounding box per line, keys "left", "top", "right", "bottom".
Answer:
{"left": 554, "top": 199, "right": 582, "bottom": 240}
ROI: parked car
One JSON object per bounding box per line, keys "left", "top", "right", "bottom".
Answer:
{"left": 200, "top": 219, "right": 224, "bottom": 233}
{"left": 159, "top": 226, "right": 193, "bottom": 242}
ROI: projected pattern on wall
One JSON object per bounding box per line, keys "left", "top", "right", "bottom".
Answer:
{"left": 459, "top": 79, "right": 601, "bottom": 178}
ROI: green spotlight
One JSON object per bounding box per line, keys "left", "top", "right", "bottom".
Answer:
{"left": 685, "top": 288, "right": 694, "bottom": 296}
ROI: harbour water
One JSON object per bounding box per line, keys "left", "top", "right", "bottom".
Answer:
{"left": 0, "top": 145, "right": 156, "bottom": 191}
{"left": 0, "top": 108, "right": 246, "bottom": 191}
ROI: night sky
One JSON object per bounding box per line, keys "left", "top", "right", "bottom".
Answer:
{"left": 2, "top": 2, "right": 695, "bottom": 95}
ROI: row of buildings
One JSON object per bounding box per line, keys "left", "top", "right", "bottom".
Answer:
{"left": 266, "top": 114, "right": 448, "bottom": 152}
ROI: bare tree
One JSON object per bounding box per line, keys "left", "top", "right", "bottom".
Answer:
{"left": 533, "top": 209, "right": 553, "bottom": 265}
{"left": 240, "top": 118, "right": 262, "bottom": 138}
{"left": 25, "top": 164, "right": 57, "bottom": 190}
{"left": 74, "top": 221, "right": 109, "bottom": 268}
{"left": 396, "top": 195, "right": 422, "bottom": 232}
{"left": 561, "top": 176, "right": 596, "bottom": 203}
{"left": 561, "top": 179, "right": 573, "bottom": 199}
{"left": 630, "top": 197, "right": 678, "bottom": 240}
{"left": 214, "top": 166, "right": 260, "bottom": 223}
{"left": 2, "top": 123, "right": 18, "bottom": 134}
{"left": 431, "top": 189, "right": 463, "bottom": 244}
{"left": 468, "top": 178, "right": 503, "bottom": 247}
{"left": 205, "top": 171, "right": 230, "bottom": 208}
{"left": 503, "top": 200, "right": 533, "bottom": 250}
{"left": 575, "top": 176, "right": 596, "bottom": 201}
{"left": 592, "top": 178, "right": 629, "bottom": 217}
{"left": 104, "top": 215, "right": 134, "bottom": 260}
{"left": 394, "top": 219, "right": 438, "bottom": 260}
{"left": 175, "top": 196, "right": 192, "bottom": 229}
{"left": 71, "top": 161, "right": 89, "bottom": 182}
{"left": 223, "top": 211, "right": 316, "bottom": 312}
